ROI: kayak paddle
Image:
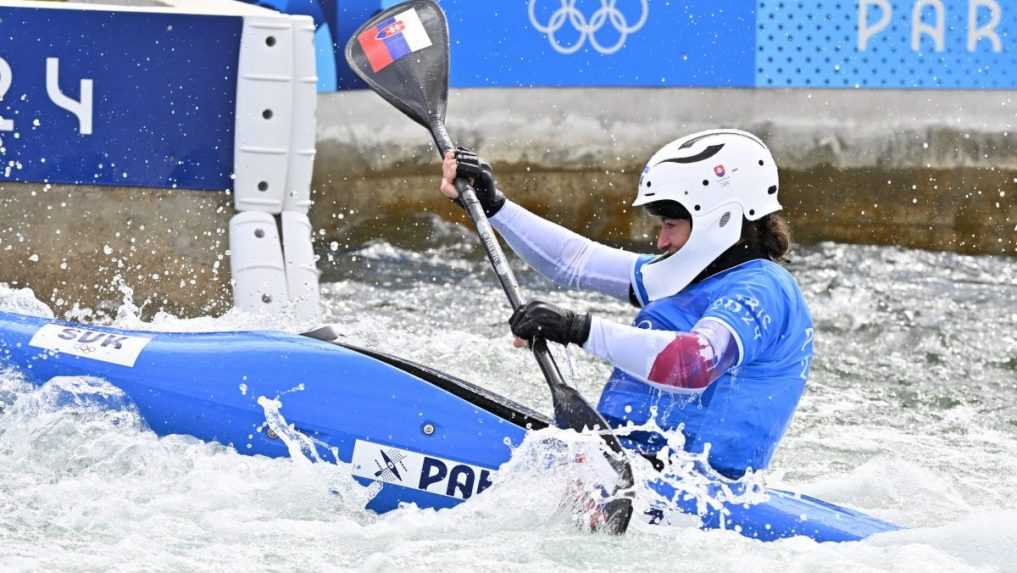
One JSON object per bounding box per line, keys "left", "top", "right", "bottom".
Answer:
{"left": 344, "top": 0, "right": 634, "bottom": 534}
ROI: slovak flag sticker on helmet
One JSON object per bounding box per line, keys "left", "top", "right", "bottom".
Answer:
{"left": 357, "top": 7, "right": 433, "bottom": 72}
{"left": 714, "top": 164, "right": 727, "bottom": 177}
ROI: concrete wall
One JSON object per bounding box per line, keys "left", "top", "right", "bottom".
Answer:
{"left": 0, "top": 183, "right": 232, "bottom": 317}
{"left": 313, "top": 88, "right": 1017, "bottom": 257}
{"left": 3, "top": 87, "right": 1015, "bottom": 315}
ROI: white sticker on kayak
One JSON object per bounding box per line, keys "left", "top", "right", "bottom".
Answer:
{"left": 29, "top": 324, "right": 152, "bottom": 367}
{"left": 351, "top": 439, "right": 496, "bottom": 500}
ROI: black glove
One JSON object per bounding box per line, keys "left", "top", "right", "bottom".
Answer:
{"left": 509, "top": 301, "right": 592, "bottom": 347}
{"left": 453, "top": 146, "right": 505, "bottom": 217}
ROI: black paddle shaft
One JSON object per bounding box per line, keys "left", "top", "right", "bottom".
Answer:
{"left": 431, "top": 129, "right": 523, "bottom": 306}
{"left": 433, "top": 127, "right": 635, "bottom": 534}
{"left": 430, "top": 123, "right": 624, "bottom": 438}
{"left": 344, "top": 0, "right": 634, "bottom": 533}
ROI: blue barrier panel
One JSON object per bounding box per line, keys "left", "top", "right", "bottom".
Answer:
{"left": 442, "top": 0, "right": 755, "bottom": 88}
{"left": 756, "top": 0, "right": 1017, "bottom": 89}
{"left": 245, "top": 0, "right": 757, "bottom": 90}
{"left": 270, "top": 0, "right": 1017, "bottom": 91}
{"left": 0, "top": 7, "right": 241, "bottom": 190}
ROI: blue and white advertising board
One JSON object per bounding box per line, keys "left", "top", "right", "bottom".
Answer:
{"left": 0, "top": 7, "right": 241, "bottom": 190}
{"left": 758, "top": 0, "right": 1016, "bottom": 88}
{"left": 443, "top": 0, "right": 755, "bottom": 88}
{"left": 447, "top": 0, "right": 1016, "bottom": 89}
{"left": 280, "top": 0, "right": 1017, "bottom": 91}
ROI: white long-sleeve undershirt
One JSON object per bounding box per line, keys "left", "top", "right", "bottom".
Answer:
{"left": 582, "top": 317, "right": 739, "bottom": 393}
{"left": 490, "top": 200, "right": 741, "bottom": 392}
{"left": 490, "top": 201, "right": 638, "bottom": 301}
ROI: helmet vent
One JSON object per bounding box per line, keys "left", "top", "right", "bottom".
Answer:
{"left": 749, "top": 209, "right": 756, "bottom": 216}
{"left": 768, "top": 185, "right": 778, "bottom": 195}
{"left": 702, "top": 179, "right": 709, "bottom": 186}
{"left": 719, "top": 212, "right": 731, "bottom": 227}
{"left": 758, "top": 160, "right": 765, "bottom": 166}
{"left": 646, "top": 180, "right": 652, "bottom": 187}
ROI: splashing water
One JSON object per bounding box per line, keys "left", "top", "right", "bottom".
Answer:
{"left": 2, "top": 240, "right": 1017, "bottom": 571}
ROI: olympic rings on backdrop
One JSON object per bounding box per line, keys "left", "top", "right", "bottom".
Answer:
{"left": 528, "top": 0, "right": 649, "bottom": 55}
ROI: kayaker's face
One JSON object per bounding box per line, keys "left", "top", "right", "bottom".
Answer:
{"left": 656, "top": 217, "right": 692, "bottom": 254}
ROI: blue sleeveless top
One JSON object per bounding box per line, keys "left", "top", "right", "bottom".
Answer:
{"left": 597, "top": 258, "right": 814, "bottom": 478}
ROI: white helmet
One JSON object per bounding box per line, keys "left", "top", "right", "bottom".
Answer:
{"left": 633, "top": 129, "right": 781, "bottom": 302}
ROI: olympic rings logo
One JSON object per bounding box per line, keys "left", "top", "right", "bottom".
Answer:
{"left": 528, "top": 0, "right": 649, "bottom": 55}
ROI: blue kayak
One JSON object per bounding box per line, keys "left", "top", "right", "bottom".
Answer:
{"left": 0, "top": 309, "right": 899, "bottom": 541}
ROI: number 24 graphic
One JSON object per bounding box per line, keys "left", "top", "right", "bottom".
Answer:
{"left": 0, "top": 56, "right": 93, "bottom": 135}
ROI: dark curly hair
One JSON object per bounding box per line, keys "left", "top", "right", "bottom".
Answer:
{"left": 742, "top": 213, "right": 792, "bottom": 262}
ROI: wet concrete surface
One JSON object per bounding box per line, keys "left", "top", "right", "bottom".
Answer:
{"left": 0, "top": 182, "right": 233, "bottom": 318}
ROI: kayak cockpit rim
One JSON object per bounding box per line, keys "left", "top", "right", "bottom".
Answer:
{"left": 301, "top": 326, "right": 551, "bottom": 431}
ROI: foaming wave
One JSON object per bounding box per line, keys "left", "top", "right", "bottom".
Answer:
{"left": 0, "top": 375, "right": 376, "bottom": 570}
{"left": 0, "top": 284, "right": 54, "bottom": 318}
{"left": 869, "top": 510, "right": 1017, "bottom": 570}
{"left": 0, "top": 278, "right": 315, "bottom": 335}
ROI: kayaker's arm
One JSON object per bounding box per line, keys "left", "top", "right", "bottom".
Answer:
{"left": 490, "top": 201, "right": 639, "bottom": 301}
{"left": 440, "top": 151, "right": 639, "bottom": 301}
{"left": 508, "top": 301, "right": 740, "bottom": 392}
{"left": 582, "top": 317, "right": 740, "bottom": 392}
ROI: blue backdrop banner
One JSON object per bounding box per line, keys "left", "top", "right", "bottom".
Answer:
{"left": 285, "top": 0, "right": 1017, "bottom": 91}
{"left": 441, "top": 0, "right": 755, "bottom": 88}
{"left": 757, "top": 0, "right": 1017, "bottom": 89}
{"left": 0, "top": 7, "right": 241, "bottom": 190}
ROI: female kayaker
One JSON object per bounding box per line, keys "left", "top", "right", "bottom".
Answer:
{"left": 438, "top": 129, "right": 814, "bottom": 480}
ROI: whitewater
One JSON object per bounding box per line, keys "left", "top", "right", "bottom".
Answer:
{"left": 2, "top": 223, "right": 1016, "bottom": 572}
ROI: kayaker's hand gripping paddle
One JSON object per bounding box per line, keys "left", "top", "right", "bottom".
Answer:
{"left": 345, "top": 0, "right": 634, "bottom": 534}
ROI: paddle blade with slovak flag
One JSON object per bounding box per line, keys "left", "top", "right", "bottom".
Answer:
{"left": 345, "top": 0, "right": 449, "bottom": 137}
